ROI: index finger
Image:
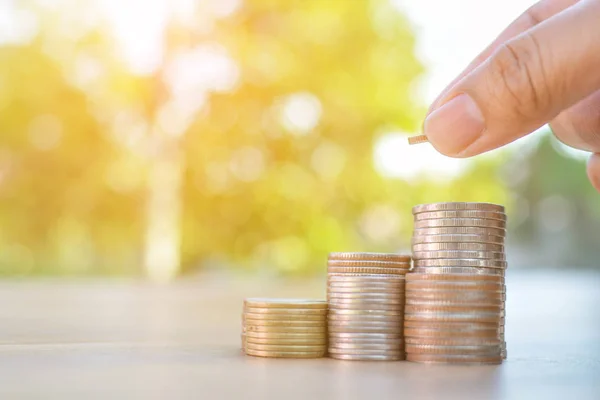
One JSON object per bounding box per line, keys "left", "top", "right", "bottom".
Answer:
{"left": 427, "top": 0, "right": 579, "bottom": 114}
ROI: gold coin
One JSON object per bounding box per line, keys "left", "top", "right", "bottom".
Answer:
{"left": 243, "top": 307, "right": 328, "bottom": 315}
{"left": 414, "top": 226, "right": 506, "bottom": 236}
{"left": 245, "top": 343, "right": 326, "bottom": 352}
{"left": 412, "top": 202, "right": 505, "bottom": 214}
{"left": 414, "top": 210, "right": 506, "bottom": 221}
{"left": 407, "top": 134, "right": 429, "bottom": 145}
{"left": 328, "top": 275, "right": 405, "bottom": 283}
{"left": 328, "top": 252, "right": 411, "bottom": 262}
{"left": 412, "top": 242, "right": 505, "bottom": 252}
{"left": 412, "top": 250, "right": 505, "bottom": 260}
{"left": 244, "top": 298, "right": 327, "bottom": 309}
{"left": 414, "top": 218, "right": 506, "bottom": 229}
{"left": 244, "top": 348, "right": 326, "bottom": 359}
{"left": 406, "top": 353, "right": 502, "bottom": 364}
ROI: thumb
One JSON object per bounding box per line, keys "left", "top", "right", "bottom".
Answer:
{"left": 424, "top": 0, "right": 600, "bottom": 157}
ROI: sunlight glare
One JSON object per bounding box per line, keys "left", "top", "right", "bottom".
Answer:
{"left": 374, "top": 132, "right": 469, "bottom": 182}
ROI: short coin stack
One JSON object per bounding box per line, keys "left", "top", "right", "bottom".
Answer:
{"left": 327, "top": 252, "right": 411, "bottom": 361}
{"left": 242, "top": 298, "right": 328, "bottom": 358}
{"left": 406, "top": 202, "right": 507, "bottom": 364}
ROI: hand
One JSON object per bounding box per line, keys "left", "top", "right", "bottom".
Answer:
{"left": 423, "top": 0, "right": 600, "bottom": 191}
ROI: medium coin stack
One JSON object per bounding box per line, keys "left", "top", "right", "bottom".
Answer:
{"left": 407, "top": 202, "right": 507, "bottom": 364}
{"left": 242, "top": 298, "right": 328, "bottom": 358}
{"left": 327, "top": 252, "right": 411, "bottom": 361}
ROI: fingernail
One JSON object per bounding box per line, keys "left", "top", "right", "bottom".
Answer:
{"left": 424, "top": 94, "right": 485, "bottom": 156}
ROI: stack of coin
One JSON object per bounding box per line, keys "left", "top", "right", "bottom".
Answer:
{"left": 407, "top": 202, "right": 507, "bottom": 364}
{"left": 327, "top": 252, "right": 411, "bottom": 361}
{"left": 242, "top": 298, "right": 328, "bottom": 358}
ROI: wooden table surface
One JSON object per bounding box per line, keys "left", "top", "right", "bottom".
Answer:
{"left": 0, "top": 270, "right": 599, "bottom": 400}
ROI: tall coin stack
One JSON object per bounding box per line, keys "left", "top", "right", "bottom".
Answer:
{"left": 406, "top": 202, "right": 507, "bottom": 364}
{"left": 242, "top": 298, "right": 328, "bottom": 358}
{"left": 327, "top": 252, "right": 411, "bottom": 361}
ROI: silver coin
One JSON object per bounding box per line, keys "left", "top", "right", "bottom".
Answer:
{"left": 328, "top": 319, "right": 403, "bottom": 327}
{"left": 413, "top": 259, "right": 507, "bottom": 268}
{"left": 412, "top": 242, "right": 505, "bottom": 252}
{"left": 328, "top": 313, "right": 404, "bottom": 322}
{"left": 405, "top": 343, "right": 502, "bottom": 354}
{"left": 405, "top": 291, "right": 506, "bottom": 301}
{"left": 328, "top": 300, "right": 405, "bottom": 310}
{"left": 412, "top": 234, "right": 505, "bottom": 245}
{"left": 327, "top": 266, "right": 409, "bottom": 275}
{"left": 328, "top": 332, "right": 403, "bottom": 339}
{"left": 412, "top": 250, "right": 506, "bottom": 260}
{"left": 328, "top": 336, "right": 403, "bottom": 344}
{"left": 327, "top": 281, "right": 406, "bottom": 288}
{"left": 328, "top": 347, "right": 404, "bottom": 356}
{"left": 405, "top": 299, "right": 505, "bottom": 307}
{"left": 329, "top": 342, "right": 404, "bottom": 351}
{"left": 405, "top": 284, "right": 506, "bottom": 294}
{"left": 403, "top": 320, "right": 505, "bottom": 330}
{"left": 328, "top": 291, "right": 405, "bottom": 299}
{"left": 327, "top": 259, "right": 411, "bottom": 268}
{"left": 414, "top": 218, "right": 506, "bottom": 229}
{"left": 404, "top": 337, "right": 502, "bottom": 346}
{"left": 327, "top": 326, "right": 402, "bottom": 334}
{"left": 404, "top": 312, "right": 504, "bottom": 323}
{"left": 414, "top": 226, "right": 506, "bottom": 236}
{"left": 329, "top": 353, "right": 404, "bottom": 361}
{"left": 410, "top": 266, "right": 505, "bottom": 276}
{"left": 327, "top": 288, "right": 404, "bottom": 296}
{"left": 328, "top": 309, "right": 404, "bottom": 316}
{"left": 412, "top": 202, "right": 505, "bottom": 214}
{"left": 414, "top": 210, "right": 506, "bottom": 221}
{"left": 243, "top": 312, "right": 326, "bottom": 321}
{"left": 328, "top": 252, "right": 411, "bottom": 262}
{"left": 243, "top": 307, "right": 328, "bottom": 315}
{"left": 328, "top": 275, "right": 406, "bottom": 282}
{"left": 244, "top": 298, "right": 327, "bottom": 309}
{"left": 245, "top": 331, "right": 326, "bottom": 339}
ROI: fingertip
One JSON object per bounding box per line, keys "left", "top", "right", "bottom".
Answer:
{"left": 423, "top": 94, "right": 485, "bottom": 157}
{"left": 587, "top": 153, "right": 600, "bottom": 193}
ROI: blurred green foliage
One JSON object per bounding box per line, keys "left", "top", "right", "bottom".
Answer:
{"left": 3, "top": 0, "right": 595, "bottom": 278}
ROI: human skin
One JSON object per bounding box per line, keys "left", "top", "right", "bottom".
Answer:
{"left": 422, "top": 0, "right": 600, "bottom": 192}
